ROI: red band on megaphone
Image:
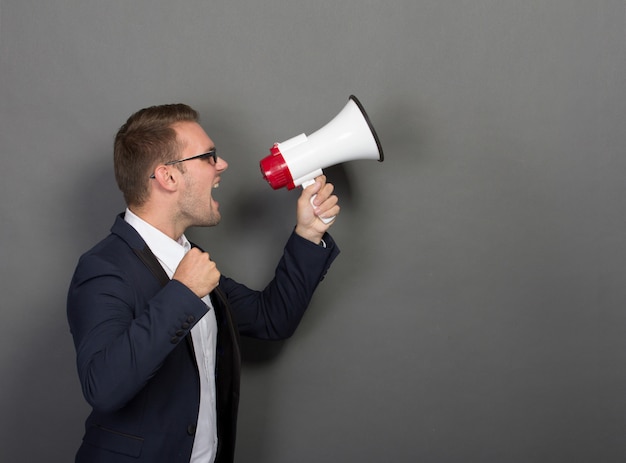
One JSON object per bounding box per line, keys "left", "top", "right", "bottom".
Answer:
{"left": 260, "top": 144, "right": 296, "bottom": 190}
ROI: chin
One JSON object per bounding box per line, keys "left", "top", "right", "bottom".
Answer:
{"left": 206, "top": 213, "right": 221, "bottom": 227}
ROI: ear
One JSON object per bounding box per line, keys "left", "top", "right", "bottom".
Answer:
{"left": 151, "top": 165, "right": 180, "bottom": 192}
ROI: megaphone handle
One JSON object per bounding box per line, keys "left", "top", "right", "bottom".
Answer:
{"left": 302, "top": 179, "right": 335, "bottom": 225}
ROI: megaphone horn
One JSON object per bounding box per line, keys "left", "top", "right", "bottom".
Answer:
{"left": 260, "top": 95, "right": 384, "bottom": 191}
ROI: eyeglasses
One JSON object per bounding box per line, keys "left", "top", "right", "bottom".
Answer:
{"left": 150, "top": 149, "right": 217, "bottom": 179}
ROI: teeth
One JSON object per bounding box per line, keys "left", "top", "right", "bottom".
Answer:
{"left": 213, "top": 183, "right": 220, "bottom": 189}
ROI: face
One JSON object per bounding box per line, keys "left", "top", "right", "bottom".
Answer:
{"left": 172, "top": 121, "right": 228, "bottom": 228}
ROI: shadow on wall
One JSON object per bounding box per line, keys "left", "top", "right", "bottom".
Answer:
{"left": 233, "top": 93, "right": 429, "bottom": 365}
{"left": 230, "top": 96, "right": 428, "bottom": 462}
{"left": 234, "top": 164, "right": 353, "bottom": 363}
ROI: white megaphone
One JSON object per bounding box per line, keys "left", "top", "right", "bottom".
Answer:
{"left": 260, "top": 95, "right": 384, "bottom": 193}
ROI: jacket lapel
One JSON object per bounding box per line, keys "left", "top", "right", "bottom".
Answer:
{"left": 133, "top": 245, "right": 170, "bottom": 287}
{"left": 131, "top": 243, "right": 204, "bottom": 368}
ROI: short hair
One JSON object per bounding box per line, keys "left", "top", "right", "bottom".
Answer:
{"left": 113, "top": 103, "right": 199, "bottom": 206}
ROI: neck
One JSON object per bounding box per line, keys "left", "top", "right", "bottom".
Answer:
{"left": 128, "top": 204, "right": 186, "bottom": 241}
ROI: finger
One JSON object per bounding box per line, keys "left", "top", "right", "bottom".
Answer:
{"left": 317, "top": 200, "right": 340, "bottom": 222}
{"left": 305, "top": 176, "right": 326, "bottom": 202}
{"left": 313, "top": 179, "right": 337, "bottom": 208}
{"left": 310, "top": 186, "right": 336, "bottom": 214}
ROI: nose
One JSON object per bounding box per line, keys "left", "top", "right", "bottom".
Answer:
{"left": 216, "top": 156, "right": 228, "bottom": 172}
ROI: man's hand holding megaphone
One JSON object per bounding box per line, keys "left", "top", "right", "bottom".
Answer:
{"left": 294, "top": 175, "right": 339, "bottom": 245}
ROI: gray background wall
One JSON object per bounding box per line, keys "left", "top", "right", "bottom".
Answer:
{"left": 2, "top": 1, "right": 626, "bottom": 462}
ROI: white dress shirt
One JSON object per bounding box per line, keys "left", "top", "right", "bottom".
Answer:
{"left": 124, "top": 208, "right": 218, "bottom": 463}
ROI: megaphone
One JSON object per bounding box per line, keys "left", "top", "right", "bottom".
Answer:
{"left": 260, "top": 95, "right": 384, "bottom": 191}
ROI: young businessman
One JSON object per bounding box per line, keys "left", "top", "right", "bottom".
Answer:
{"left": 67, "top": 103, "right": 340, "bottom": 462}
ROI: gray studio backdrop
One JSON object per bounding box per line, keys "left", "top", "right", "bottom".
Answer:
{"left": 2, "top": 1, "right": 626, "bottom": 462}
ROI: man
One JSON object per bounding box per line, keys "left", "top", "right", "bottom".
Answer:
{"left": 67, "top": 103, "right": 340, "bottom": 463}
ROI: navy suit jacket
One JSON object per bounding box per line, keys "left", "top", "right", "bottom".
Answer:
{"left": 67, "top": 214, "right": 339, "bottom": 462}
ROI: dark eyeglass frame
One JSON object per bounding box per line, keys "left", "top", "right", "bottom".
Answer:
{"left": 149, "top": 149, "right": 217, "bottom": 179}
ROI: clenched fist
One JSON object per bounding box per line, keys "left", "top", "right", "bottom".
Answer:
{"left": 172, "top": 248, "right": 221, "bottom": 298}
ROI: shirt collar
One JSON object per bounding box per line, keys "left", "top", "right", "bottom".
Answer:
{"left": 124, "top": 208, "right": 191, "bottom": 275}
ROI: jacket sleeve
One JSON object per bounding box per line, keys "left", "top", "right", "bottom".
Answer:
{"left": 67, "top": 252, "right": 208, "bottom": 413}
{"left": 219, "top": 231, "right": 339, "bottom": 339}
